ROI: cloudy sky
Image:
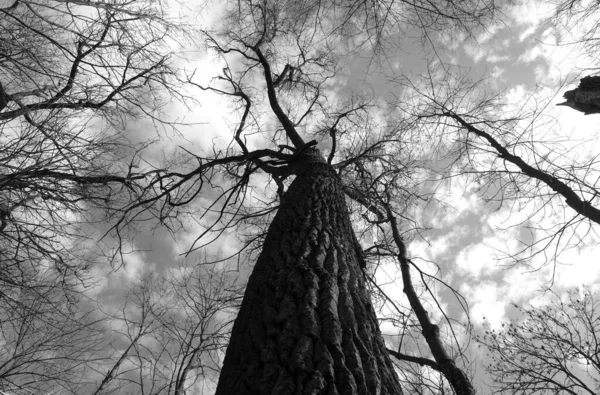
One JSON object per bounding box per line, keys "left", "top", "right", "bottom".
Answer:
{"left": 91, "top": 0, "right": 600, "bottom": 392}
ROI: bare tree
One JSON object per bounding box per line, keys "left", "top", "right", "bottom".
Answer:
{"left": 143, "top": 265, "right": 243, "bottom": 395}
{"left": 133, "top": 0, "right": 504, "bottom": 392}
{"left": 180, "top": 1, "right": 408, "bottom": 392}
{"left": 0, "top": 0, "right": 191, "bottom": 269}
{"left": 80, "top": 264, "right": 242, "bottom": 395}
{"left": 0, "top": 0, "right": 509, "bottom": 393}
{"left": 0, "top": 287, "right": 107, "bottom": 394}
{"left": 479, "top": 287, "right": 600, "bottom": 395}
{"left": 0, "top": 1, "right": 192, "bottom": 392}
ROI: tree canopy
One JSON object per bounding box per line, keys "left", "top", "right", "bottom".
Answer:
{"left": 1, "top": 0, "right": 599, "bottom": 394}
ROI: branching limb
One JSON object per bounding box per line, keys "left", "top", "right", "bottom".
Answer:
{"left": 442, "top": 110, "right": 600, "bottom": 225}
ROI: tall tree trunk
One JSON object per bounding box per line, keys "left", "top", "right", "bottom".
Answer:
{"left": 216, "top": 151, "right": 403, "bottom": 395}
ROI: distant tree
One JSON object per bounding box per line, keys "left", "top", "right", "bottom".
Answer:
{"left": 86, "top": 265, "right": 242, "bottom": 395}
{"left": 0, "top": 285, "right": 106, "bottom": 394}
{"left": 479, "top": 288, "right": 600, "bottom": 395}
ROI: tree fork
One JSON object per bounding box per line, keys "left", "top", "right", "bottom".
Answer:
{"left": 216, "top": 150, "right": 403, "bottom": 395}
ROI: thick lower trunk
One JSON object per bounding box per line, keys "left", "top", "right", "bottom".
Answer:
{"left": 216, "top": 157, "right": 403, "bottom": 395}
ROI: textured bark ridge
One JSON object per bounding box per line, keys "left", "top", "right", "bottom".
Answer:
{"left": 216, "top": 156, "right": 403, "bottom": 395}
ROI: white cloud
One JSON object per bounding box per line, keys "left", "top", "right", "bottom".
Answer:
{"left": 519, "top": 25, "right": 538, "bottom": 42}
{"left": 455, "top": 242, "right": 503, "bottom": 280}
{"left": 477, "top": 24, "right": 503, "bottom": 44}
{"left": 487, "top": 54, "right": 510, "bottom": 63}
{"left": 509, "top": 0, "right": 554, "bottom": 26}
{"left": 429, "top": 180, "right": 485, "bottom": 229}
{"left": 463, "top": 43, "right": 487, "bottom": 63}
{"left": 121, "top": 251, "right": 151, "bottom": 280}
{"left": 518, "top": 44, "right": 544, "bottom": 63}
{"left": 463, "top": 281, "right": 506, "bottom": 327}
{"left": 552, "top": 243, "right": 600, "bottom": 290}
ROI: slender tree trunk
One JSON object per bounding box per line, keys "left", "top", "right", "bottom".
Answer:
{"left": 216, "top": 151, "right": 403, "bottom": 395}
{"left": 384, "top": 204, "right": 476, "bottom": 395}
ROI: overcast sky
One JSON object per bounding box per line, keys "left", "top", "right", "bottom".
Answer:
{"left": 92, "top": 0, "right": 600, "bottom": 392}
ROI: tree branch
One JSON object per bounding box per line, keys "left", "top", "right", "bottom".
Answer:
{"left": 443, "top": 111, "right": 600, "bottom": 225}
{"left": 387, "top": 348, "right": 439, "bottom": 370}
{"left": 253, "top": 46, "right": 305, "bottom": 149}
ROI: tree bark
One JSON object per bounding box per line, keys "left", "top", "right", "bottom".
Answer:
{"left": 216, "top": 151, "right": 403, "bottom": 395}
